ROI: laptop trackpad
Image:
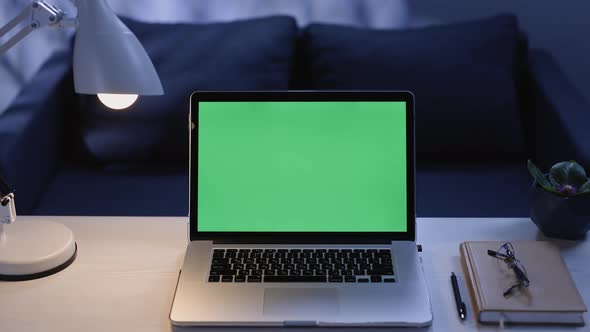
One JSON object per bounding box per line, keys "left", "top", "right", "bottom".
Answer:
{"left": 263, "top": 288, "right": 339, "bottom": 317}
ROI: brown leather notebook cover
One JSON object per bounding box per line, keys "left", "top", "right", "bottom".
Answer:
{"left": 460, "top": 241, "right": 587, "bottom": 325}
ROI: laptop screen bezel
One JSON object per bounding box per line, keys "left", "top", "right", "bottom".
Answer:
{"left": 189, "top": 91, "right": 415, "bottom": 243}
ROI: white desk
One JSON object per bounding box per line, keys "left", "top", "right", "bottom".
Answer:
{"left": 0, "top": 217, "right": 588, "bottom": 332}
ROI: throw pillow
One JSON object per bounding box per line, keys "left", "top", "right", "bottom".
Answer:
{"left": 77, "top": 16, "right": 298, "bottom": 163}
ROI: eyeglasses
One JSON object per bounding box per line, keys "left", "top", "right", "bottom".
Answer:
{"left": 487, "top": 242, "right": 530, "bottom": 297}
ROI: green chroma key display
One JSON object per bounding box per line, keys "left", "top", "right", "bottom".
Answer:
{"left": 197, "top": 101, "right": 407, "bottom": 232}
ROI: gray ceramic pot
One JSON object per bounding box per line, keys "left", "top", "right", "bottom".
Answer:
{"left": 529, "top": 180, "right": 590, "bottom": 240}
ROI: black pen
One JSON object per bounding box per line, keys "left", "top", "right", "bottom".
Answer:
{"left": 451, "top": 272, "right": 466, "bottom": 320}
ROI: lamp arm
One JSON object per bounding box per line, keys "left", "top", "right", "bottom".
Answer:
{"left": 0, "top": 174, "right": 16, "bottom": 225}
{"left": 0, "top": 0, "right": 76, "bottom": 54}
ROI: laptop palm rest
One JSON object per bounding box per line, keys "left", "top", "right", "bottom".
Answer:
{"left": 263, "top": 288, "right": 339, "bottom": 318}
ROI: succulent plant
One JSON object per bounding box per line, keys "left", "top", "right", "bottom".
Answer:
{"left": 528, "top": 160, "right": 590, "bottom": 197}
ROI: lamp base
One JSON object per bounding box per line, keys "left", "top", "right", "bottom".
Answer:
{"left": 0, "top": 221, "right": 77, "bottom": 281}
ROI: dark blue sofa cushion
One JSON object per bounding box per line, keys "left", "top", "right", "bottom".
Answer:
{"left": 301, "top": 15, "right": 527, "bottom": 164}
{"left": 77, "top": 16, "right": 298, "bottom": 164}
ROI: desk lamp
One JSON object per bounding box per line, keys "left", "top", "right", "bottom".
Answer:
{"left": 0, "top": 0, "right": 163, "bottom": 281}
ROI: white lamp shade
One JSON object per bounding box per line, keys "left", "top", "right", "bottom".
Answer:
{"left": 73, "top": 0, "right": 163, "bottom": 95}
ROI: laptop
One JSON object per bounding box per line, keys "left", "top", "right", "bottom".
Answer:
{"left": 170, "top": 91, "right": 433, "bottom": 327}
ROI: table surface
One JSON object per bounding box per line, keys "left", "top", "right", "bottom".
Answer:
{"left": 0, "top": 216, "right": 588, "bottom": 332}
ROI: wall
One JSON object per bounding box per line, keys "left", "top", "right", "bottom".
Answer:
{"left": 407, "top": 1, "right": 590, "bottom": 102}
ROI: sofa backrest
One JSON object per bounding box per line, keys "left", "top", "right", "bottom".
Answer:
{"left": 11, "top": 14, "right": 533, "bottom": 168}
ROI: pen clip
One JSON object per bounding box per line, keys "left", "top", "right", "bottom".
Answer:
{"left": 460, "top": 302, "right": 467, "bottom": 320}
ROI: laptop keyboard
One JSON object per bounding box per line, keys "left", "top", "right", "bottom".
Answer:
{"left": 208, "top": 248, "right": 395, "bottom": 283}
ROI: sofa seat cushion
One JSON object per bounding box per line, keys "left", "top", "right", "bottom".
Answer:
{"left": 32, "top": 163, "right": 529, "bottom": 217}
{"left": 301, "top": 15, "right": 527, "bottom": 163}
{"left": 77, "top": 16, "right": 298, "bottom": 164}
{"left": 416, "top": 163, "right": 530, "bottom": 217}
{"left": 33, "top": 165, "right": 189, "bottom": 216}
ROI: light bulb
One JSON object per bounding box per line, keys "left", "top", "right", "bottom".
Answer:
{"left": 97, "top": 93, "right": 138, "bottom": 110}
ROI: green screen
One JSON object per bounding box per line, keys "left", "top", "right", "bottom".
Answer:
{"left": 197, "top": 101, "right": 407, "bottom": 232}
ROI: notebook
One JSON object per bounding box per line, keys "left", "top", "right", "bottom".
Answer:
{"left": 460, "top": 241, "right": 587, "bottom": 325}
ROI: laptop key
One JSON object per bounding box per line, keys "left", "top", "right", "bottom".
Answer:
{"left": 368, "top": 269, "right": 394, "bottom": 276}
{"left": 358, "top": 278, "right": 370, "bottom": 283}
{"left": 221, "top": 275, "right": 233, "bottom": 282}
{"left": 277, "top": 270, "right": 289, "bottom": 276}
{"left": 344, "top": 276, "right": 356, "bottom": 283}
{"left": 383, "top": 278, "right": 396, "bottom": 283}
{"left": 370, "top": 275, "right": 382, "bottom": 283}
{"left": 251, "top": 270, "right": 263, "bottom": 276}
{"left": 247, "top": 276, "right": 262, "bottom": 282}
{"left": 372, "top": 264, "right": 393, "bottom": 270}
{"left": 264, "top": 276, "right": 326, "bottom": 282}
{"left": 264, "top": 270, "right": 276, "bottom": 276}
{"left": 208, "top": 276, "right": 220, "bottom": 282}
{"left": 234, "top": 275, "right": 246, "bottom": 282}
{"left": 302, "top": 270, "right": 314, "bottom": 276}
{"left": 328, "top": 276, "right": 343, "bottom": 283}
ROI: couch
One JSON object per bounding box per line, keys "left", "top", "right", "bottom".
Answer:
{"left": 1, "top": 14, "right": 588, "bottom": 218}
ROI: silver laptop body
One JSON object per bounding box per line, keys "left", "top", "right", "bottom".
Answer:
{"left": 170, "top": 91, "right": 432, "bottom": 327}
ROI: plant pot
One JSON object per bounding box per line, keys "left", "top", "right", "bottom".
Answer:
{"left": 529, "top": 180, "right": 590, "bottom": 240}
